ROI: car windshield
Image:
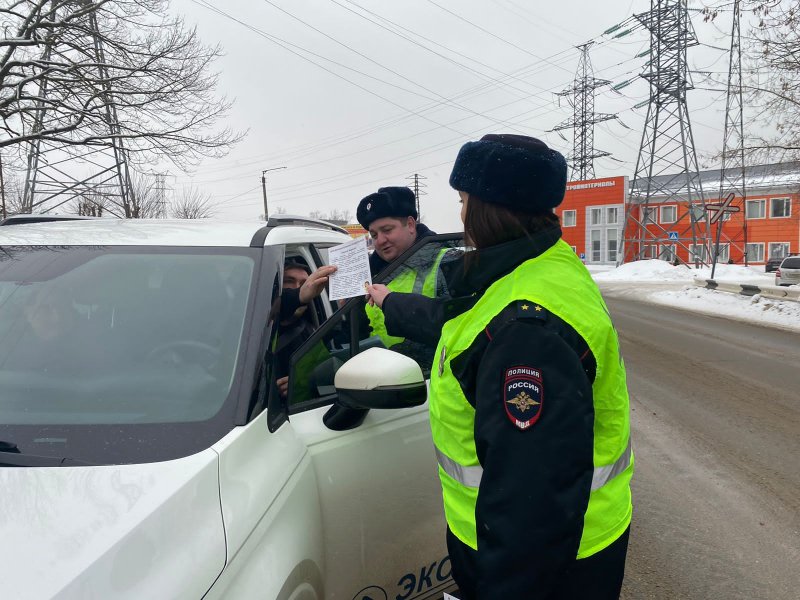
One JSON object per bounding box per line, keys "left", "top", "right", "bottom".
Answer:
{"left": 0, "top": 246, "right": 255, "bottom": 429}
{"left": 781, "top": 257, "right": 800, "bottom": 269}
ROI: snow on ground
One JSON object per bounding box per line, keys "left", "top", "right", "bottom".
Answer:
{"left": 591, "top": 260, "right": 800, "bottom": 333}
{"left": 591, "top": 259, "right": 773, "bottom": 284}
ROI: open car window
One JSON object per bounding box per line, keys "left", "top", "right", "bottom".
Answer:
{"left": 286, "top": 233, "right": 467, "bottom": 413}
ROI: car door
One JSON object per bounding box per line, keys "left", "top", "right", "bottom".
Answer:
{"left": 285, "top": 234, "right": 465, "bottom": 599}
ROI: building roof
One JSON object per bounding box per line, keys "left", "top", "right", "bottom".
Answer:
{"left": 631, "top": 161, "right": 800, "bottom": 202}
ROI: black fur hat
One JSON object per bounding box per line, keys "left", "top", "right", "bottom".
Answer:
{"left": 449, "top": 134, "right": 567, "bottom": 213}
{"left": 357, "top": 186, "right": 418, "bottom": 229}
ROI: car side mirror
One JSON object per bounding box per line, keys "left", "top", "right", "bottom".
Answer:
{"left": 334, "top": 347, "right": 427, "bottom": 410}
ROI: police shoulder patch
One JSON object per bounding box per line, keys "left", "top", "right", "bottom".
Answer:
{"left": 503, "top": 366, "right": 543, "bottom": 430}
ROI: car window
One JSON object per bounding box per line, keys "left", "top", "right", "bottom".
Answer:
{"left": 0, "top": 246, "right": 255, "bottom": 426}
{"left": 781, "top": 257, "right": 800, "bottom": 269}
{"left": 286, "top": 234, "right": 467, "bottom": 413}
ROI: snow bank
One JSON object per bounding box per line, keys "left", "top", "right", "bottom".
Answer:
{"left": 649, "top": 286, "right": 800, "bottom": 332}
{"left": 592, "top": 260, "right": 773, "bottom": 284}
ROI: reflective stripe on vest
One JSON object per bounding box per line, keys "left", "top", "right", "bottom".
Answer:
{"left": 435, "top": 438, "right": 633, "bottom": 492}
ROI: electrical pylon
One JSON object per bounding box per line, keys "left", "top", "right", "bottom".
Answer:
{"left": 622, "top": 0, "right": 710, "bottom": 265}
{"left": 552, "top": 42, "right": 617, "bottom": 181}
{"left": 406, "top": 173, "right": 427, "bottom": 218}
{"left": 717, "top": 0, "right": 748, "bottom": 265}
{"left": 21, "top": 4, "right": 137, "bottom": 218}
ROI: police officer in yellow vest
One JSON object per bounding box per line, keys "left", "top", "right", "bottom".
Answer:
{"left": 357, "top": 186, "right": 440, "bottom": 349}
{"left": 367, "top": 134, "right": 633, "bottom": 599}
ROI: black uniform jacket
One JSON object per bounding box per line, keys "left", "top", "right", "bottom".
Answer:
{"left": 382, "top": 226, "right": 598, "bottom": 599}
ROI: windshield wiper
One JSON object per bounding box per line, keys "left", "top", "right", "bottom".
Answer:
{"left": 0, "top": 439, "right": 93, "bottom": 467}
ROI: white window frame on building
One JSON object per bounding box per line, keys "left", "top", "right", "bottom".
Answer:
{"left": 689, "top": 243, "right": 711, "bottom": 263}
{"left": 746, "top": 198, "right": 766, "bottom": 219}
{"left": 746, "top": 242, "right": 765, "bottom": 263}
{"left": 770, "top": 197, "right": 791, "bottom": 219}
{"left": 590, "top": 229, "right": 602, "bottom": 262}
{"left": 640, "top": 206, "right": 658, "bottom": 225}
{"left": 713, "top": 243, "right": 730, "bottom": 263}
{"left": 562, "top": 210, "right": 577, "bottom": 227}
{"left": 660, "top": 205, "right": 677, "bottom": 224}
{"left": 768, "top": 242, "right": 791, "bottom": 259}
{"left": 607, "top": 228, "right": 618, "bottom": 263}
{"left": 659, "top": 244, "right": 676, "bottom": 262}
{"left": 585, "top": 204, "right": 624, "bottom": 264}
{"left": 643, "top": 244, "right": 658, "bottom": 259}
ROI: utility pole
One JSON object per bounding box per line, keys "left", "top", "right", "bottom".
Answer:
{"left": 261, "top": 166, "right": 287, "bottom": 220}
{"left": 552, "top": 42, "right": 616, "bottom": 181}
{"left": 406, "top": 173, "right": 427, "bottom": 218}
{"left": 622, "top": 0, "right": 709, "bottom": 266}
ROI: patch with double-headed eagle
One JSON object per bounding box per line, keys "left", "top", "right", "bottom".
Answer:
{"left": 503, "top": 366, "right": 543, "bottom": 430}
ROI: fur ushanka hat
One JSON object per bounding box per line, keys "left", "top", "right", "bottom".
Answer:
{"left": 357, "top": 186, "right": 418, "bottom": 229}
{"left": 449, "top": 134, "right": 568, "bottom": 213}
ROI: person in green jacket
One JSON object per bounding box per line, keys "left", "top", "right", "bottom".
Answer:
{"left": 367, "top": 134, "right": 633, "bottom": 599}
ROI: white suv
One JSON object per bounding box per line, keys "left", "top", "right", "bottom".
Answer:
{"left": 0, "top": 216, "right": 461, "bottom": 600}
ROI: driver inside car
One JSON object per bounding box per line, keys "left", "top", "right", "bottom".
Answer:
{"left": 275, "top": 260, "right": 336, "bottom": 399}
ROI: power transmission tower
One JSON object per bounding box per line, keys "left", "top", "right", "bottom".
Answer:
{"left": 154, "top": 172, "right": 168, "bottom": 218}
{"left": 406, "top": 173, "right": 427, "bottom": 218}
{"left": 717, "top": 0, "right": 748, "bottom": 265}
{"left": 22, "top": 3, "right": 136, "bottom": 218}
{"left": 622, "top": 0, "right": 710, "bottom": 265}
{"left": 552, "top": 43, "right": 617, "bottom": 181}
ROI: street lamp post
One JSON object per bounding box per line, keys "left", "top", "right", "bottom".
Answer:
{"left": 261, "top": 166, "right": 286, "bottom": 219}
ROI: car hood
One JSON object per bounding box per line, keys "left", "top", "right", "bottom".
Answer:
{"left": 0, "top": 449, "right": 226, "bottom": 600}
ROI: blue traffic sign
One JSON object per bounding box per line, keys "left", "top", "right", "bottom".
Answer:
{"left": 668, "top": 232, "right": 679, "bottom": 241}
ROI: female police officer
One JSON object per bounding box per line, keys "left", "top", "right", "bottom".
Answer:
{"left": 367, "top": 134, "right": 633, "bottom": 599}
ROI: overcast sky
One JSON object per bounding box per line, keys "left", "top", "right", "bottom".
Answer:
{"left": 167, "top": 0, "right": 739, "bottom": 232}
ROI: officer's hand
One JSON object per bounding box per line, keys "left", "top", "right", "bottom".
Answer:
{"left": 277, "top": 376, "right": 289, "bottom": 398}
{"left": 299, "top": 265, "right": 337, "bottom": 304}
{"left": 365, "top": 284, "right": 391, "bottom": 308}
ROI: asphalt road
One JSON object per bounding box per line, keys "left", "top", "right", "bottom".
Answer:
{"left": 603, "top": 294, "right": 800, "bottom": 600}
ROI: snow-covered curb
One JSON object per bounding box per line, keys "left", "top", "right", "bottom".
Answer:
{"left": 591, "top": 260, "right": 800, "bottom": 333}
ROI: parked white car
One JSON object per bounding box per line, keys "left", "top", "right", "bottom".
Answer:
{"left": 0, "top": 216, "right": 461, "bottom": 600}
{"left": 775, "top": 255, "right": 800, "bottom": 286}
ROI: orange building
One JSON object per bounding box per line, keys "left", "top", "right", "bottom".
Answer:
{"left": 556, "top": 163, "right": 800, "bottom": 266}
{"left": 557, "top": 176, "right": 628, "bottom": 264}
{"left": 343, "top": 223, "right": 373, "bottom": 249}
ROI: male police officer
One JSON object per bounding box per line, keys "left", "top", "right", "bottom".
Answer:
{"left": 357, "top": 186, "right": 436, "bottom": 276}
{"left": 356, "top": 186, "right": 443, "bottom": 351}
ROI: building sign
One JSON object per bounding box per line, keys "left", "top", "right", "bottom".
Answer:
{"left": 566, "top": 180, "right": 617, "bottom": 191}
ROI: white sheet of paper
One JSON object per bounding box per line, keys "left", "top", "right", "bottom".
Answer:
{"left": 443, "top": 594, "right": 459, "bottom": 600}
{"left": 327, "top": 236, "right": 372, "bottom": 301}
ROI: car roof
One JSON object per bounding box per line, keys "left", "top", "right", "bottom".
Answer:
{"left": 0, "top": 215, "right": 352, "bottom": 248}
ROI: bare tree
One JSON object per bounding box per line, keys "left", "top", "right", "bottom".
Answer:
{"left": 306, "top": 208, "right": 352, "bottom": 224}
{"left": 170, "top": 185, "right": 214, "bottom": 219}
{"left": 703, "top": 1, "right": 800, "bottom": 162}
{"left": 127, "top": 172, "right": 163, "bottom": 218}
{"left": 73, "top": 190, "right": 107, "bottom": 216}
{"left": 0, "top": 0, "right": 241, "bottom": 169}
